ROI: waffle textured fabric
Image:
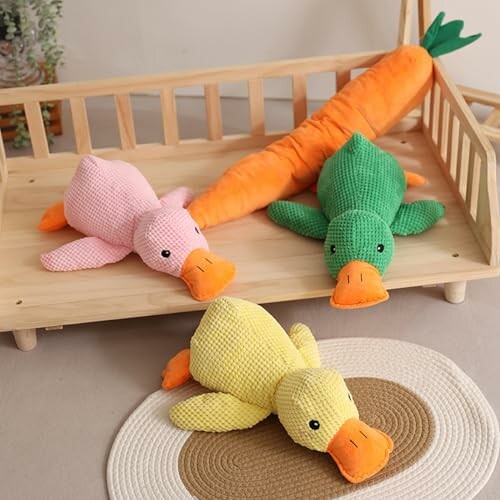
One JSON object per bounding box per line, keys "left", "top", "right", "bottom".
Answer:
{"left": 40, "top": 155, "right": 208, "bottom": 277}
{"left": 268, "top": 132, "right": 445, "bottom": 278}
{"left": 168, "top": 297, "right": 389, "bottom": 458}
{"left": 40, "top": 236, "right": 131, "bottom": 272}
{"left": 64, "top": 155, "right": 161, "bottom": 248}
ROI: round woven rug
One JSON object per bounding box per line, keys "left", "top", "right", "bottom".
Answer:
{"left": 107, "top": 338, "right": 499, "bottom": 499}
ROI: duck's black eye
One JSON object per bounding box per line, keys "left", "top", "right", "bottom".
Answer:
{"left": 377, "top": 244, "right": 384, "bottom": 253}
{"left": 195, "top": 227, "right": 200, "bottom": 234}
{"left": 330, "top": 244, "right": 336, "bottom": 254}
{"left": 309, "top": 420, "right": 320, "bottom": 430}
{"left": 348, "top": 393, "right": 352, "bottom": 401}
{"left": 161, "top": 250, "right": 171, "bottom": 258}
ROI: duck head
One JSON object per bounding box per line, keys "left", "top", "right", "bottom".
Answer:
{"left": 133, "top": 187, "right": 235, "bottom": 301}
{"left": 274, "top": 368, "right": 393, "bottom": 483}
{"left": 324, "top": 210, "right": 393, "bottom": 309}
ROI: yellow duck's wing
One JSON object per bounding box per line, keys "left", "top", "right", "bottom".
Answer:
{"left": 288, "top": 323, "right": 321, "bottom": 368}
{"left": 170, "top": 393, "right": 271, "bottom": 432}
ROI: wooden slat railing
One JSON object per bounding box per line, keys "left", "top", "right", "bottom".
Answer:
{"left": 0, "top": 130, "right": 7, "bottom": 228}
{"left": 114, "top": 93, "right": 136, "bottom": 150}
{"left": 204, "top": 84, "right": 223, "bottom": 140}
{"left": 291, "top": 74, "right": 307, "bottom": 126}
{"left": 160, "top": 87, "right": 179, "bottom": 145}
{"left": 248, "top": 79, "right": 265, "bottom": 136}
{"left": 24, "top": 101, "right": 50, "bottom": 158}
{"left": 0, "top": 52, "right": 384, "bottom": 107}
{"left": 0, "top": 51, "right": 383, "bottom": 163}
{"left": 335, "top": 70, "right": 351, "bottom": 92}
{"left": 422, "top": 61, "right": 498, "bottom": 265}
{"left": 69, "top": 97, "right": 92, "bottom": 154}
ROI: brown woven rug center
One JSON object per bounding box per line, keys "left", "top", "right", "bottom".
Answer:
{"left": 178, "top": 377, "right": 434, "bottom": 499}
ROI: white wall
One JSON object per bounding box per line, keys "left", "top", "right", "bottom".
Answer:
{"left": 59, "top": 0, "right": 499, "bottom": 99}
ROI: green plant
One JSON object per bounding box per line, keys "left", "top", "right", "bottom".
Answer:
{"left": 0, "top": 0, "right": 63, "bottom": 148}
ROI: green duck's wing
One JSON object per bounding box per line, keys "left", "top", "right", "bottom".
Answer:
{"left": 288, "top": 323, "right": 320, "bottom": 368}
{"left": 267, "top": 201, "right": 329, "bottom": 240}
{"left": 170, "top": 392, "right": 271, "bottom": 432}
{"left": 391, "top": 200, "right": 445, "bottom": 236}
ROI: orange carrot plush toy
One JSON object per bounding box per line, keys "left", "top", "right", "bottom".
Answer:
{"left": 188, "top": 13, "right": 480, "bottom": 228}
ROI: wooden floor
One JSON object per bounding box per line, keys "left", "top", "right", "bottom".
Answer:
{"left": 0, "top": 130, "right": 497, "bottom": 331}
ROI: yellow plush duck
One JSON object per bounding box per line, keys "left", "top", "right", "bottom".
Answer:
{"left": 162, "top": 297, "right": 393, "bottom": 484}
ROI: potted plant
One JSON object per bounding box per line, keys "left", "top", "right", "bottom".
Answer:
{"left": 0, "top": 0, "right": 63, "bottom": 148}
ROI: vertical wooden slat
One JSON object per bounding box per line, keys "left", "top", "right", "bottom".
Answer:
{"left": 434, "top": 89, "right": 444, "bottom": 150}
{"left": 69, "top": 97, "right": 92, "bottom": 154}
{"left": 439, "top": 99, "right": 450, "bottom": 161}
{"left": 0, "top": 132, "right": 7, "bottom": 229}
{"left": 204, "top": 84, "right": 223, "bottom": 140}
{"left": 454, "top": 128, "right": 465, "bottom": 192}
{"left": 114, "top": 94, "right": 136, "bottom": 150}
{"left": 160, "top": 87, "right": 179, "bottom": 145}
{"left": 422, "top": 92, "right": 431, "bottom": 129}
{"left": 248, "top": 79, "right": 265, "bottom": 136}
{"left": 466, "top": 150, "right": 481, "bottom": 219}
{"left": 335, "top": 70, "right": 351, "bottom": 92}
{"left": 458, "top": 134, "right": 471, "bottom": 198}
{"left": 292, "top": 74, "right": 307, "bottom": 127}
{"left": 418, "top": 0, "right": 431, "bottom": 39}
{"left": 0, "top": 128, "right": 6, "bottom": 183}
{"left": 429, "top": 83, "right": 440, "bottom": 143}
{"left": 475, "top": 160, "right": 493, "bottom": 258}
{"left": 398, "top": 0, "right": 413, "bottom": 45}
{"left": 447, "top": 113, "right": 459, "bottom": 178}
{"left": 24, "top": 102, "right": 49, "bottom": 158}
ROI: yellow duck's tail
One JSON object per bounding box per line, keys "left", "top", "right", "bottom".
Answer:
{"left": 161, "top": 348, "right": 191, "bottom": 389}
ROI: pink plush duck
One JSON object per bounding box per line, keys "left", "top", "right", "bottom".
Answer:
{"left": 39, "top": 155, "right": 235, "bottom": 301}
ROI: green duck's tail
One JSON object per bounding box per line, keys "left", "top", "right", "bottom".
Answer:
{"left": 421, "top": 12, "right": 481, "bottom": 58}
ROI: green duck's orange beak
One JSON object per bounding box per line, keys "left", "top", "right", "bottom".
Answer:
{"left": 327, "top": 418, "right": 394, "bottom": 484}
{"left": 330, "top": 260, "right": 389, "bottom": 309}
{"left": 180, "top": 248, "right": 236, "bottom": 301}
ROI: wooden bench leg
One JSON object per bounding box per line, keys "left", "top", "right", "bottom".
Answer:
{"left": 13, "top": 329, "right": 37, "bottom": 351}
{"left": 444, "top": 281, "right": 467, "bottom": 304}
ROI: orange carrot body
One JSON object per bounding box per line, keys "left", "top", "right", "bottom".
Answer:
{"left": 189, "top": 45, "right": 433, "bottom": 228}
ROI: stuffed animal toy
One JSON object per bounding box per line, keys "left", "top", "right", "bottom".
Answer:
{"left": 188, "top": 12, "right": 479, "bottom": 228}
{"left": 267, "top": 132, "right": 445, "bottom": 309}
{"left": 38, "top": 155, "right": 235, "bottom": 301}
{"left": 162, "top": 296, "right": 394, "bottom": 484}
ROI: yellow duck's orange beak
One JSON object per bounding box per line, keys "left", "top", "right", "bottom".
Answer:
{"left": 330, "top": 260, "right": 389, "bottom": 309}
{"left": 327, "top": 418, "right": 394, "bottom": 484}
{"left": 180, "top": 248, "right": 235, "bottom": 301}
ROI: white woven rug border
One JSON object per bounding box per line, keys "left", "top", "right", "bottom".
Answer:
{"left": 107, "top": 337, "right": 499, "bottom": 500}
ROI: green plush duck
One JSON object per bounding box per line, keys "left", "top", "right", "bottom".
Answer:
{"left": 267, "top": 132, "right": 445, "bottom": 309}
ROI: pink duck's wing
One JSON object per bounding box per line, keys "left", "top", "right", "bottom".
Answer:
{"left": 41, "top": 236, "right": 131, "bottom": 271}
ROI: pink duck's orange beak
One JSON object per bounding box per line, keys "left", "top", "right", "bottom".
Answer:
{"left": 180, "top": 248, "right": 235, "bottom": 301}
